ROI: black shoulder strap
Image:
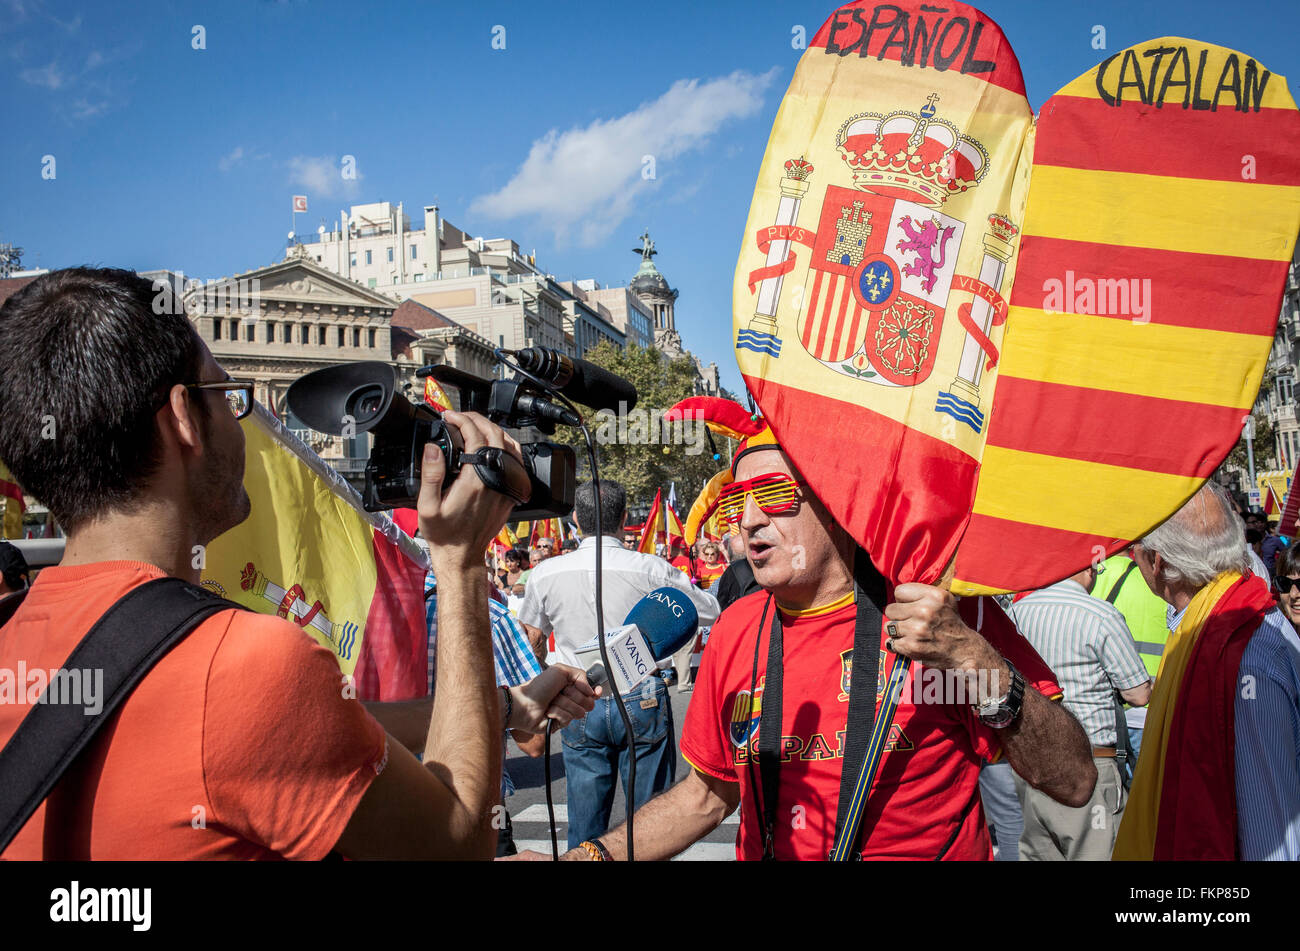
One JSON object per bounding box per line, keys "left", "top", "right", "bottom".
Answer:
{"left": 0, "top": 577, "right": 243, "bottom": 853}
{"left": 754, "top": 595, "right": 781, "bottom": 860}
{"left": 1103, "top": 560, "right": 1139, "bottom": 786}
{"left": 830, "top": 548, "right": 884, "bottom": 859}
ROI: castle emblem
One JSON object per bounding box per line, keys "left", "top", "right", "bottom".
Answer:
{"left": 239, "top": 561, "right": 359, "bottom": 660}
{"left": 740, "top": 95, "right": 1017, "bottom": 430}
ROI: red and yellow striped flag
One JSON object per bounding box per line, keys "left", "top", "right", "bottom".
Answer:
{"left": 200, "top": 404, "right": 431, "bottom": 699}
{"left": 637, "top": 489, "right": 664, "bottom": 554}
{"left": 951, "top": 38, "right": 1300, "bottom": 594}
{"left": 422, "top": 376, "right": 453, "bottom": 414}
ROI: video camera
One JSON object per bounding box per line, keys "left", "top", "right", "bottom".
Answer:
{"left": 285, "top": 356, "right": 590, "bottom": 519}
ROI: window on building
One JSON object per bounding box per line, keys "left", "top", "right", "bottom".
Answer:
{"left": 301, "top": 324, "right": 310, "bottom": 344}
{"left": 387, "top": 247, "right": 394, "bottom": 263}
{"left": 266, "top": 321, "right": 276, "bottom": 342}
{"left": 367, "top": 278, "right": 377, "bottom": 289}
{"left": 338, "top": 326, "right": 346, "bottom": 347}
{"left": 411, "top": 244, "right": 418, "bottom": 260}
{"left": 229, "top": 319, "right": 238, "bottom": 339}
{"left": 365, "top": 250, "right": 372, "bottom": 265}
{"left": 368, "top": 328, "right": 376, "bottom": 348}
{"left": 1279, "top": 375, "right": 1294, "bottom": 406}
{"left": 350, "top": 256, "right": 357, "bottom": 268}
{"left": 353, "top": 327, "right": 361, "bottom": 347}
{"left": 213, "top": 318, "right": 221, "bottom": 341}
{"left": 413, "top": 273, "right": 423, "bottom": 282}
{"left": 318, "top": 326, "right": 326, "bottom": 345}
{"left": 245, "top": 322, "right": 255, "bottom": 342}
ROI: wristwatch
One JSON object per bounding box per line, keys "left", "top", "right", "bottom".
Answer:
{"left": 974, "top": 657, "right": 1025, "bottom": 729}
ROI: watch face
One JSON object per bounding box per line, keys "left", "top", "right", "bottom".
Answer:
{"left": 983, "top": 707, "right": 1015, "bottom": 729}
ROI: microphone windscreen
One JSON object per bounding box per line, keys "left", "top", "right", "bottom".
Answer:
{"left": 569, "top": 357, "right": 638, "bottom": 412}
{"left": 623, "top": 587, "right": 699, "bottom": 661}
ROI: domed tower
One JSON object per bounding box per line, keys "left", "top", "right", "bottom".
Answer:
{"left": 630, "top": 230, "right": 681, "bottom": 355}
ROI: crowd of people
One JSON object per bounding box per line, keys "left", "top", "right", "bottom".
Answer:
{"left": 0, "top": 266, "right": 1297, "bottom": 862}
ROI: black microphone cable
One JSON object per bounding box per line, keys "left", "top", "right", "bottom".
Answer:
{"left": 494, "top": 349, "right": 638, "bottom": 862}
{"left": 543, "top": 717, "right": 558, "bottom": 859}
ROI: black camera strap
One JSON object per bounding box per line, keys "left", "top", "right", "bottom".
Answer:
{"left": 0, "top": 577, "right": 244, "bottom": 854}
{"left": 459, "top": 448, "right": 532, "bottom": 504}
{"left": 747, "top": 548, "right": 885, "bottom": 860}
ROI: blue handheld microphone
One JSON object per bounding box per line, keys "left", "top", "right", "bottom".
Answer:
{"left": 578, "top": 587, "right": 699, "bottom": 694}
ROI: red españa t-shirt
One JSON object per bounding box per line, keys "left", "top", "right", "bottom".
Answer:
{"left": 680, "top": 591, "right": 1061, "bottom": 860}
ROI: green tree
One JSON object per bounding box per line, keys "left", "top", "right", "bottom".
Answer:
{"left": 552, "top": 342, "right": 733, "bottom": 515}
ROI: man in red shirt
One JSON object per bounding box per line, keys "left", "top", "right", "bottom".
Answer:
{"left": 517, "top": 416, "right": 1095, "bottom": 861}
{"left": 0, "top": 268, "right": 595, "bottom": 860}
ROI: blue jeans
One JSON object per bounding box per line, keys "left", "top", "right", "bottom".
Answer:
{"left": 561, "top": 676, "right": 676, "bottom": 849}
{"left": 979, "top": 761, "right": 1023, "bottom": 861}
{"left": 1125, "top": 726, "right": 1143, "bottom": 784}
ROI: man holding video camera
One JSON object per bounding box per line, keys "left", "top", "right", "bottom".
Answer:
{"left": 0, "top": 267, "right": 596, "bottom": 860}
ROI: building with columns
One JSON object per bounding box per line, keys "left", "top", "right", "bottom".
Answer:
{"left": 172, "top": 252, "right": 497, "bottom": 482}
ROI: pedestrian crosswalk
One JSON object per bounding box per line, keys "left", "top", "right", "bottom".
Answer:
{"left": 510, "top": 803, "right": 737, "bottom": 861}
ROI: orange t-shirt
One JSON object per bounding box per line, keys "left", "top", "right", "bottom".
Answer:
{"left": 0, "top": 561, "right": 388, "bottom": 860}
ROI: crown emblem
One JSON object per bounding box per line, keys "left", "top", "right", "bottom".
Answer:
{"left": 835, "top": 94, "right": 989, "bottom": 209}
{"left": 987, "top": 213, "right": 1019, "bottom": 242}
{"left": 784, "top": 157, "right": 814, "bottom": 181}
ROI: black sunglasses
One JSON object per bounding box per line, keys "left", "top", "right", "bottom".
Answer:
{"left": 155, "top": 379, "right": 254, "bottom": 420}
{"left": 1276, "top": 576, "right": 1300, "bottom": 594}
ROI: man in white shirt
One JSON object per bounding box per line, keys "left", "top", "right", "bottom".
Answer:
{"left": 518, "top": 480, "right": 720, "bottom": 848}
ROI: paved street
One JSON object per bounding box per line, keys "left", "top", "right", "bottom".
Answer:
{"left": 503, "top": 685, "right": 737, "bottom": 860}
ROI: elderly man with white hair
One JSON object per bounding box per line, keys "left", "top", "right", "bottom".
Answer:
{"left": 1113, "top": 482, "right": 1300, "bottom": 861}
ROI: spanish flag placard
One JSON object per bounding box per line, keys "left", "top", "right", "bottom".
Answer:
{"left": 200, "top": 404, "right": 430, "bottom": 698}
{"left": 734, "top": 0, "right": 1300, "bottom": 593}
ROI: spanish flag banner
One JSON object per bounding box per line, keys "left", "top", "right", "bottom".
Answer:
{"left": 423, "top": 376, "right": 453, "bottom": 414}
{"left": 492, "top": 522, "right": 519, "bottom": 555}
{"left": 733, "top": 0, "right": 1300, "bottom": 593}
{"left": 200, "top": 404, "right": 431, "bottom": 699}
{"left": 1113, "top": 571, "right": 1274, "bottom": 860}
{"left": 0, "top": 461, "right": 23, "bottom": 540}
{"left": 1256, "top": 470, "right": 1290, "bottom": 515}
{"left": 637, "top": 488, "right": 665, "bottom": 554}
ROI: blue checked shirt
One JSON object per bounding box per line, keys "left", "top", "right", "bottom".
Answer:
{"left": 424, "top": 572, "right": 543, "bottom": 797}
{"left": 1008, "top": 578, "right": 1150, "bottom": 747}
{"left": 1232, "top": 607, "right": 1300, "bottom": 861}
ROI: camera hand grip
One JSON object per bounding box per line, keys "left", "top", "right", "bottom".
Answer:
{"left": 459, "top": 448, "right": 532, "bottom": 504}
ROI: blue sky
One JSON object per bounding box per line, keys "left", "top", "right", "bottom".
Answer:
{"left": 3, "top": 0, "right": 1298, "bottom": 396}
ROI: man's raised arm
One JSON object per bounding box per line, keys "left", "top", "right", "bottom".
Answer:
{"left": 334, "top": 412, "right": 527, "bottom": 859}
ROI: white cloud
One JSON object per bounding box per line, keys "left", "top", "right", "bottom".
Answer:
{"left": 287, "top": 155, "right": 362, "bottom": 199}
{"left": 218, "top": 146, "right": 245, "bottom": 172}
{"left": 69, "top": 97, "right": 108, "bottom": 119}
{"left": 470, "top": 68, "right": 779, "bottom": 246}
{"left": 20, "top": 60, "right": 63, "bottom": 89}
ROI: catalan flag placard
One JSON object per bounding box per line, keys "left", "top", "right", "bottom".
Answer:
{"left": 733, "top": 0, "right": 1300, "bottom": 594}
{"left": 952, "top": 38, "right": 1300, "bottom": 594}
{"left": 200, "top": 404, "right": 431, "bottom": 699}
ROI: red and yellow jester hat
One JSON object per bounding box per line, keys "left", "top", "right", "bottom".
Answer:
{"left": 663, "top": 396, "right": 780, "bottom": 545}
